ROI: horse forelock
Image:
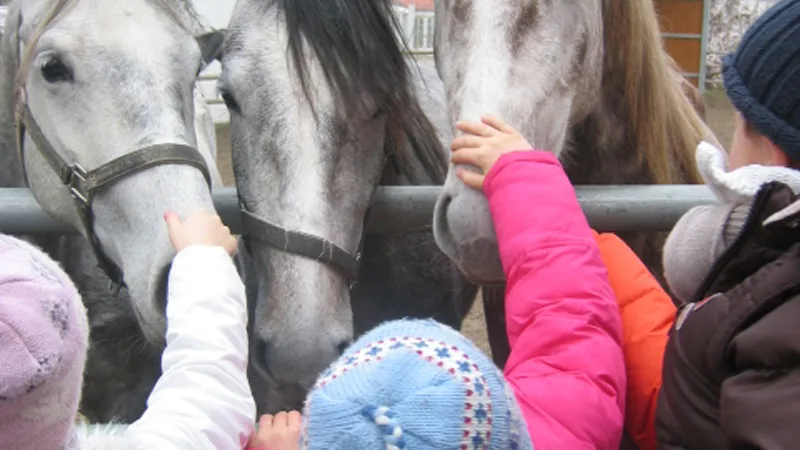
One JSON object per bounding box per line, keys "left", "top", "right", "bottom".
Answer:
{"left": 269, "top": 0, "right": 446, "bottom": 185}
{"left": 600, "top": 0, "right": 705, "bottom": 185}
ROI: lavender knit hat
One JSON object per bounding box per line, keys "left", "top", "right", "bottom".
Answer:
{"left": 301, "top": 319, "right": 534, "bottom": 450}
{"left": 0, "top": 235, "right": 88, "bottom": 450}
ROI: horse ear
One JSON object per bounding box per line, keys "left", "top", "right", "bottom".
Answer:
{"left": 195, "top": 29, "right": 225, "bottom": 66}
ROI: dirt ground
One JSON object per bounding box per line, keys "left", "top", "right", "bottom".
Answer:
{"left": 213, "top": 88, "right": 736, "bottom": 358}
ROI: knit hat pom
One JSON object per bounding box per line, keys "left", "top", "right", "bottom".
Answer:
{"left": 0, "top": 235, "right": 89, "bottom": 450}
{"left": 300, "top": 319, "right": 534, "bottom": 450}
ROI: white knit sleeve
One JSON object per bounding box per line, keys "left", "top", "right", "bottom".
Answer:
{"left": 123, "top": 245, "right": 255, "bottom": 450}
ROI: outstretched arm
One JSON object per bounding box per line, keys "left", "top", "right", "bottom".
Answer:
{"left": 124, "top": 213, "right": 255, "bottom": 450}
{"left": 452, "top": 116, "right": 626, "bottom": 450}
{"left": 486, "top": 152, "right": 625, "bottom": 450}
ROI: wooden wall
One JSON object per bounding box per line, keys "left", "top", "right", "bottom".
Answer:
{"left": 654, "top": 0, "right": 707, "bottom": 89}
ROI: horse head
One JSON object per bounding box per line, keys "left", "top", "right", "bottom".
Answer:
{"left": 432, "top": 0, "right": 707, "bottom": 284}
{"left": 431, "top": 0, "right": 604, "bottom": 283}
{"left": 1, "top": 0, "right": 225, "bottom": 345}
{"left": 220, "top": 0, "right": 448, "bottom": 411}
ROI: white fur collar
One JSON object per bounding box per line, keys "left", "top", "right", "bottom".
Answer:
{"left": 696, "top": 140, "right": 800, "bottom": 225}
{"left": 696, "top": 140, "right": 800, "bottom": 203}
{"left": 74, "top": 423, "right": 134, "bottom": 450}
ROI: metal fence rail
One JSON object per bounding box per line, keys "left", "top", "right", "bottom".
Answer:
{"left": 0, "top": 185, "right": 718, "bottom": 235}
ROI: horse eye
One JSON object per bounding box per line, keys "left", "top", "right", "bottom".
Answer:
{"left": 218, "top": 86, "right": 240, "bottom": 114}
{"left": 40, "top": 57, "right": 73, "bottom": 83}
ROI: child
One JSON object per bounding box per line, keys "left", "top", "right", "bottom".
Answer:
{"left": 250, "top": 114, "right": 628, "bottom": 450}
{"left": 656, "top": 0, "right": 800, "bottom": 448}
{"left": 0, "top": 234, "right": 90, "bottom": 450}
{"left": 593, "top": 232, "right": 675, "bottom": 450}
{"left": 253, "top": 318, "right": 535, "bottom": 450}
{"left": 0, "top": 210, "right": 255, "bottom": 449}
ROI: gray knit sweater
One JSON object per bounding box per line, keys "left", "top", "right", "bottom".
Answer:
{"left": 663, "top": 142, "right": 800, "bottom": 304}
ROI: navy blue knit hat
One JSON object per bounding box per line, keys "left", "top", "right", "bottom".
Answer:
{"left": 722, "top": 0, "right": 800, "bottom": 160}
{"left": 300, "top": 319, "right": 534, "bottom": 450}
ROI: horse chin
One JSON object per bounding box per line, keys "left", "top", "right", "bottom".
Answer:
{"left": 433, "top": 170, "right": 504, "bottom": 283}
{"left": 110, "top": 246, "right": 174, "bottom": 348}
{"left": 129, "top": 301, "right": 168, "bottom": 347}
{"left": 124, "top": 264, "right": 170, "bottom": 347}
{"left": 456, "top": 260, "right": 505, "bottom": 286}
{"left": 248, "top": 360, "right": 309, "bottom": 415}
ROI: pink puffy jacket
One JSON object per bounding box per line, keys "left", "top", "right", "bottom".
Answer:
{"left": 484, "top": 151, "right": 627, "bottom": 450}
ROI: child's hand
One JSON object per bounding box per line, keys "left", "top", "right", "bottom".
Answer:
{"left": 248, "top": 411, "right": 302, "bottom": 450}
{"left": 164, "top": 210, "right": 237, "bottom": 255}
{"left": 450, "top": 115, "right": 532, "bottom": 190}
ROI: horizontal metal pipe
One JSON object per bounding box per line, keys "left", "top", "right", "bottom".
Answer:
{"left": 661, "top": 32, "right": 703, "bottom": 39}
{"left": 0, "top": 185, "right": 718, "bottom": 235}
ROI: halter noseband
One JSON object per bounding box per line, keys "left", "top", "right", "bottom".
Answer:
{"left": 238, "top": 143, "right": 400, "bottom": 288}
{"left": 14, "top": 96, "right": 212, "bottom": 290}
{"left": 240, "top": 210, "right": 363, "bottom": 283}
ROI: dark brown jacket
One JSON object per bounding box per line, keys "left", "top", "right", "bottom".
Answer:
{"left": 657, "top": 182, "right": 800, "bottom": 450}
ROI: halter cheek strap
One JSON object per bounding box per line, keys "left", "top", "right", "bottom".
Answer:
{"left": 12, "top": 1, "right": 213, "bottom": 290}
{"left": 241, "top": 209, "right": 362, "bottom": 282}
{"left": 15, "top": 101, "right": 212, "bottom": 289}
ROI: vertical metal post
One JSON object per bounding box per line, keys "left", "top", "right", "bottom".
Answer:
{"left": 699, "top": 0, "right": 711, "bottom": 94}
{"left": 403, "top": 4, "right": 416, "bottom": 50}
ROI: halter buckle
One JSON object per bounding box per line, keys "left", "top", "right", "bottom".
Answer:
{"left": 66, "top": 163, "right": 90, "bottom": 206}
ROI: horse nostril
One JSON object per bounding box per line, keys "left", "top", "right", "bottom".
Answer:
{"left": 438, "top": 193, "right": 453, "bottom": 216}
{"left": 154, "top": 263, "right": 172, "bottom": 314}
{"left": 433, "top": 193, "right": 457, "bottom": 254}
{"left": 336, "top": 340, "right": 352, "bottom": 355}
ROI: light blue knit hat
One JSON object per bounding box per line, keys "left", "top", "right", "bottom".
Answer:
{"left": 300, "top": 319, "right": 534, "bottom": 450}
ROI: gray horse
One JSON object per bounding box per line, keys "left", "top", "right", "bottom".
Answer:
{"left": 0, "top": 0, "right": 225, "bottom": 422}
{"left": 431, "top": 0, "right": 718, "bottom": 367}
{"left": 218, "top": 0, "right": 477, "bottom": 413}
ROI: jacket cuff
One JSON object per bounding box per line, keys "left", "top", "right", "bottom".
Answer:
{"left": 484, "top": 150, "right": 558, "bottom": 197}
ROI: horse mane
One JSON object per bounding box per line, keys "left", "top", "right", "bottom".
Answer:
{"left": 601, "top": 0, "right": 705, "bottom": 185}
{"left": 670, "top": 56, "right": 707, "bottom": 121}
{"left": 272, "top": 0, "right": 447, "bottom": 184}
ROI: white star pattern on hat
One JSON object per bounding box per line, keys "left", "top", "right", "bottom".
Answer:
{"left": 311, "top": 336, "right": 494, "bottom": 450}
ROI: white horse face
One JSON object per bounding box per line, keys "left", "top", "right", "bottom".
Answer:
{"left": 220, "top": 0, "right": 450, "bottom": 411}
{"left": 219, "top": 2, "right": 377, "bottom": 402}
{"left": 432, "top": 0, "right": 603, "bottom": 283}
{"left": 13, "top": 0, "right": 223, "bottom": 344}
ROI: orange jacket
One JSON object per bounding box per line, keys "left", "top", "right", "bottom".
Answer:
{"left": 592, "top": 231, "right": 676, "bottom": 450}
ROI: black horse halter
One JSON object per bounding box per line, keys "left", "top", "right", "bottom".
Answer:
{"left": 9, "top": 4, "right": 225, "bottom": 292}
{"left": 14, "top": 96, "right": 212, "bottom": 289}
{"left": 239, "top": 141, "right": 400, "bottom": 288}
